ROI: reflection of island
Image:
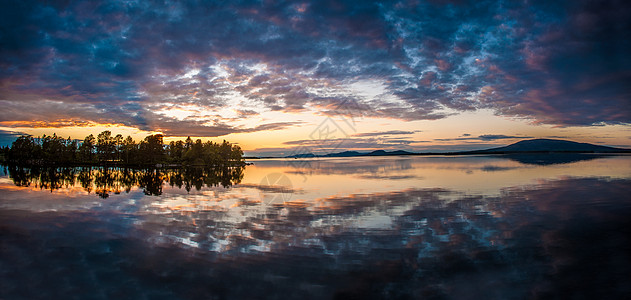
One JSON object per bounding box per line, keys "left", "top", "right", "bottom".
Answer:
{"left": 6, "top": 165, "right": 245, "bottom": 198}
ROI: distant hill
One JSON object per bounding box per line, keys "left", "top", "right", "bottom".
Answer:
{"left": 323, "top": 151, "right": 361, "bottom": 157}
{"left": 461, "top": 139, "right": 631, "bottom": 154}
{"left": 365, "top": 150, "right": 414, "bottom": 156}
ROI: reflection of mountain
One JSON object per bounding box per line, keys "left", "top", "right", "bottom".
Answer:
{"left": 285, "top": 149, "right": 415, "bottom": 158}
{"left": 464, "top": 138, "right": 631, "bottom": 154}
{"left": 502, "top": 153, "right": 608, "bottom": 165}
{"left": 6, "top": 165, "right": 244, "bottom": 198}
{"left": 283, "top": 157, "right": 414, "bottom": 177}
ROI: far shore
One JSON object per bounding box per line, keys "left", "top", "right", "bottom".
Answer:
{"left": 243, "top": 150, "right": 631, "bottom": 160}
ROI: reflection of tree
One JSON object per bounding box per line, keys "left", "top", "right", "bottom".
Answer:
{"left": 60, "top": 167, "right": 77, "bottom": 188}
{"left": 6, "top": 165, "right": 245, "bottom": 197}
{"left": 119, "top": 168, "right": 136, "bottom": 193}
{"left": 78, "top": 167, "right": 94, "bottom": 193}
{"left": 138, "top": 169, "right": 163, "bottom": 196}
{"left": 171, "top": 166, "right": 244, "bottom": 192}
{"left": 39, "top": 167, "right": 66, "bottom": 192}
{"left": 8, "top": 166, "right": 77, "bottom": 192}
{"left": 95, "top": 167, "right": 116, "bottom": 198}
{"left": 8, "top": 166, "right": 34, "bottom": 187}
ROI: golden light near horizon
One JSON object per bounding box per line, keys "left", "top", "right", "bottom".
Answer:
{"left": 2, "top": 106, "right": 629, "bottom": 157}
{"left": 0, "top": 122, "right": 159, "bottom": 142}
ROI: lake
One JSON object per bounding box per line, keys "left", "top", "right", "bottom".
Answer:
{"left": 1, "top": 154, "right": 630, "bottom": 299}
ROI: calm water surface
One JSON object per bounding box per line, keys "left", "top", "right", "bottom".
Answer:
{"left": 1, "top": 155, "right": 630, "bottom": 299}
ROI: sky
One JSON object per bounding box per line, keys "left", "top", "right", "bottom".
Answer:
{"left": 1, "top": 0, "right": 630, "bottom": 156}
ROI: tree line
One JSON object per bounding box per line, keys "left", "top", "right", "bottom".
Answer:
{"left": 1, "top": 131, "right": 245, "bottom": 167}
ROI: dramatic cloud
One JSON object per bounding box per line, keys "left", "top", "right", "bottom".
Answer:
{"left": 1, "top": 0, "right": 629, "bottom": 135}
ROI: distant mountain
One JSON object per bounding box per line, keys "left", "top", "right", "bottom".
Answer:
{"left": 461, "top": 139, "right": 631, "bottom": 154}
{"left": 278, "top": 138, "right": 630, "bottom": 159}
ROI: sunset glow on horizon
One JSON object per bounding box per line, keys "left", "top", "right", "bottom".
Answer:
{"left": 1, "top": 0, "right": 629, "bottom": 156}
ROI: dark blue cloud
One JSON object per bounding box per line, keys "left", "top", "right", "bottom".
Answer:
{"left": 1, "top": 0, "right": 629, "bottom": 132}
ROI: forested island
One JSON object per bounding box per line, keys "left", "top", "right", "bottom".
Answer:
{"left": 0, "top": 131, "right": 244, "bottom": 167}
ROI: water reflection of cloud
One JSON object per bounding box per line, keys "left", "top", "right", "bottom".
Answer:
{"left": 1, "top": 176, "right": 630, "bottom": 298}
{"left": 235, "top": 183, "right": 305, "bottom": 194}
{"left": 133, "top": 177, "right": 631, "bottom": 298}
{"left": 135, "top": 177, "right": 631, "bottom": 265}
